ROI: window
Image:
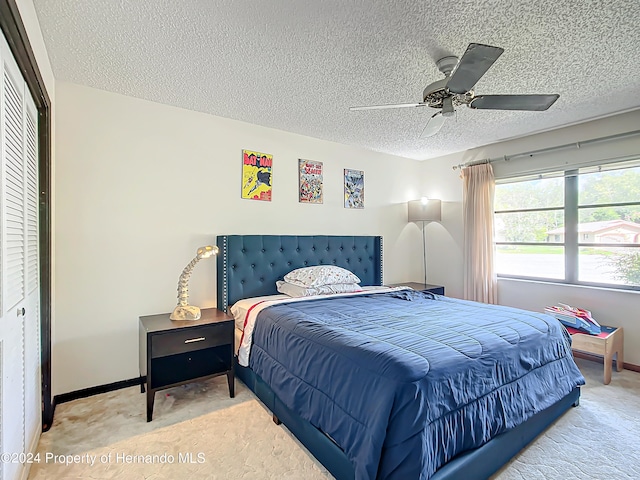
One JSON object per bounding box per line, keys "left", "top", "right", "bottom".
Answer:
{"left": 494, "top": 162, "right": 640, "bottom": 290}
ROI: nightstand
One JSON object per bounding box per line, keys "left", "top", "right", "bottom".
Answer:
{"left": 139, "top": 308, "right": 235, "bottom": 421}
{"left": 387, "top": 282, "right": 445, "bottom": 295}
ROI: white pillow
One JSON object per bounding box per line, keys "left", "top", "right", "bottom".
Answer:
{"left": 276, "top": 280, "right": 362, "bottom": 297}
{"left": 283, "top": 265, "right": 361, "bottom": 287}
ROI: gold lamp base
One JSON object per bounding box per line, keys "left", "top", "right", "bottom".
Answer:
{"left": 170, "top": 305, "right": 201, "bottom": 321}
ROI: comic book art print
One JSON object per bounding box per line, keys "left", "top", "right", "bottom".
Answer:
{"left": 242, "top": 150, "right": 273, "bottom": 201}
{"left": 298, "top": 159, "right": 323, "bottom": 204}
{"left": 344, "top": 169, "right": 364, "bottom": 209}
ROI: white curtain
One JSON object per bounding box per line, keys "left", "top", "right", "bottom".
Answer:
{"left": 462, "top": 163, "right": 497, "bottom": 304}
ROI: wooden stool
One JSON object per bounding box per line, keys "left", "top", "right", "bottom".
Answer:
{"left": 568, "top": 326, "right": 624, "bottom": 385}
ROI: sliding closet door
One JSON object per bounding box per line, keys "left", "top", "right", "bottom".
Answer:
{"left": 0, "top": 30, "right": 41, "bottom": 480}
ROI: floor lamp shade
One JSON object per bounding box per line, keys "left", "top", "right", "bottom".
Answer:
{"left": 408, "top": 199, "right": 442, "bottom": 222}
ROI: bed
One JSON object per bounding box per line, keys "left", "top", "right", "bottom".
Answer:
{"left": 216, "top": 235, "right": 584, "bottom": 480}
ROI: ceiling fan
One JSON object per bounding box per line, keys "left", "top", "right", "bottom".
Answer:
{"left": 349, "top": 43, "right": 559, "bottom": 137}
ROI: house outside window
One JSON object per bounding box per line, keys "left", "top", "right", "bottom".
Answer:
{"left": 494, "top": 162, "right": 640, "bottom": 290}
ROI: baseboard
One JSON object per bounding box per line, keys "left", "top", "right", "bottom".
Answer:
{"left": 572, "top": 351, "right": 640, "bottom": 373}
{"left": 54, "top": 377, "right": 142, "bottom": 405}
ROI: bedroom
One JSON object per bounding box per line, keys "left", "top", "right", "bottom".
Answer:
{"left": 1, "top": 0, "right": 639, "bottom": 479}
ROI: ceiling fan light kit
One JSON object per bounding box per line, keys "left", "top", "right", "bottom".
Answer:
{"left": 350, "top": 43, "right": 560, "bottom": 137}
{"left": 441, "top": 97, "right": 455, "bottom": 117}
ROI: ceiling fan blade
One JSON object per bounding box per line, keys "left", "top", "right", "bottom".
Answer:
{"left": 421, "top": 112, "right": 446, "bottom": 137}
{"left": 446, "top": 43, "right": 504, "bottom": 94}
{"left": 349, "top": 102, "right": 426, "bottom": 111}
{"left": 470, "top": 94, "right": 560, "bottom": 111}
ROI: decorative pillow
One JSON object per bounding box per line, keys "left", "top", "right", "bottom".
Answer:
{"left": 283, "top": 265, "right": 361, "bottom": 287}
{"left": 276, "top": 280, "right": 362, "bottom": 297}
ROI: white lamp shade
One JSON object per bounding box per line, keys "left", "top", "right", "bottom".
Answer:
{"left": 408, "top": 199, "right": 441, "bottom": 222}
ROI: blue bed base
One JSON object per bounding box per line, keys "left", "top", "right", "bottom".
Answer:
{"left": 216, "top": 234, "right": 580, "bottom": 479}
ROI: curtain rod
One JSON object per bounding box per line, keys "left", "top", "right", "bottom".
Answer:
{"left": 451, "top": 129, "right": 640, "bottom": 171}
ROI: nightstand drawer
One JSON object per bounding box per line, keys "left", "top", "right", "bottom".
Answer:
{"left": 151, "top": 323, "right": 233, "bottom": 358}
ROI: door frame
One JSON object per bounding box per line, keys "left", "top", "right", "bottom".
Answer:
{"left": 0, "top": 0, "right": 53, "bottom": 430}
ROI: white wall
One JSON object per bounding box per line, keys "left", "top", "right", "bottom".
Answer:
{"left": 52, "top": 82, "right": 640, "bottom": 392}
{"left": 422, "top": 109, "right": 640, "bottom": 366}
{"left": 54, "top": 81, "right": 426, "bottom": 394}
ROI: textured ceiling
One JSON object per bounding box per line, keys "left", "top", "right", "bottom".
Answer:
{"left": 33, "top": 0, "right": 640, "bottom": 160}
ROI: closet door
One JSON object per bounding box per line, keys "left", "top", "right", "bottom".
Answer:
{"left": 0, "top": 31, "right": 40, "bottom": 480}
{"left": 23, "top": 84, "right": 40, "bottom": 459}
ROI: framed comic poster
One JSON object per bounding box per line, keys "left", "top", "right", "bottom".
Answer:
{"left": 344, "top": 169, "right": 364, "bottom": 209}
{"left": 242, "top": 150, "right": 272, "bottom": 201}
{"left": 299, "top": 159, "right": 323, "bottom": 203}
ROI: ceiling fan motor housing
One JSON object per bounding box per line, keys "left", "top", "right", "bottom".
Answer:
{"left": 422, "top": 78, "right": 449, "bottom": 107}
{"left": 422, "top": 79, "right": 473, "bottom": 109}
{"left": 422, "top": 54, "right": 474, "bottom": 109}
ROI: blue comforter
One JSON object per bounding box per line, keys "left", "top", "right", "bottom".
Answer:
{"left": 249, "top": 291, "right": 585, "bottom": 479}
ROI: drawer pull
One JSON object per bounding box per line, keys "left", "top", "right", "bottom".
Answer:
{"left": 184, "top": 337, "right": 206, "bottom": 344}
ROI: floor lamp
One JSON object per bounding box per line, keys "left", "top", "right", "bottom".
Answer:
{"left": 408, "top": 198, "right": 442, "bottom": 286}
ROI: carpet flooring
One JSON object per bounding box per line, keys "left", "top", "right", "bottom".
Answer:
{"left": 28, "top": 358, "right": 640, "bottom": 479}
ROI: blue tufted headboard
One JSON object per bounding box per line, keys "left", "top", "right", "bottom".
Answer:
{"left": 216, "top": 235, "right": 383, "bottom": 312}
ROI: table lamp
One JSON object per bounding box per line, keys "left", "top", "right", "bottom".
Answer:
{"left": 170, "top": 245, "right": 218, "bottom": 320}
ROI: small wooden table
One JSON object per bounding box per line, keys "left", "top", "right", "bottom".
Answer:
{"left": 568, "top": 326, "right": 624, "bottom": 385}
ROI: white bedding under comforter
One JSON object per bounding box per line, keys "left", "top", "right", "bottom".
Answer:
{"left": 229, "top": 286, "right": 406, "bottom": 366}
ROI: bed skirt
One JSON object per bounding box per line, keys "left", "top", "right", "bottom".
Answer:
{"left": 236, "top": 361, "right": 580, "bottom": 480}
